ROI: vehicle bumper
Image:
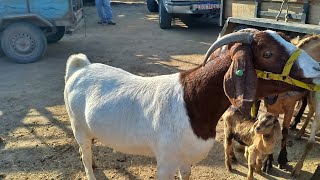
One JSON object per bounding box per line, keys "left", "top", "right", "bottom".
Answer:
{"left": 164, "top": 1, "right": 221, "bottom": 14}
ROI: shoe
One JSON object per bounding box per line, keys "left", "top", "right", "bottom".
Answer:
{"left": 107, "top": 21, "right": 116, "bottom": 25}
{"left": 97, "top": 20, "right": 107, "bottom": 24}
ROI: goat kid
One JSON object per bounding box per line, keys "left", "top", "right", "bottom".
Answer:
{"left": 223, "top": 107, "right": 281, "bottom": 180}
{"left": 64, "top": 30, "right": 320, "bottom": 180}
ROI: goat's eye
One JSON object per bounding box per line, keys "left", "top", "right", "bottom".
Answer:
{"left": 263, "top": 51, "right": 272, "bottom": 59}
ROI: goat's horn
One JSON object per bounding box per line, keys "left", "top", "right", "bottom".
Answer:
{"left": 202, "top": 32, "right": 254, "bottom": 66}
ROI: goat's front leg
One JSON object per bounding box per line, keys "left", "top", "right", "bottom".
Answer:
{"left": 247, "top": 146, "right": 257, "bottom": 180}
{"left": 292, "top": 112, "right": 320, "bottom": 176}
{"left": 278, "top": 108, "right": 293, "bottom": 169}
{"left": 278, "top": 127, "right": 289, "bottom": 169}
{"left": 224, "top": 131, "right": 234, "bottom": 172}
{"left": 255, "top": 156, "right": 264, "bottom": 174}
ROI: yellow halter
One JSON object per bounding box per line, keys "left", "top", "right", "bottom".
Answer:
{"left": 255, "top": 49, "right": 320, "bottom": 92}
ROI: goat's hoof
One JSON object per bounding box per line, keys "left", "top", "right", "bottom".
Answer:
{"left": 92, "top": 160, "right": 97, "bottom": 169}
{"left": 247, "top": 176, "right": 253, "bottom": 180}
{"left": 278, "top": 164, "right": 292, "bottom": 171}
{"left": 263, "top": 165, "right": 272, "bottom": 174}
{"left": 295, "top": 135, "right": 302, "bottom": 140}
{"left": 226, "top": 167, "right": 233, "bottom": 173}
{"left": 255, "top": 169, "right": 262, "bottom": 174}
{"left": 289, "top": 124, "right": 297, "bottom": 130}
{"left": 278, "top": 164, "right": 286, "bottom": 169}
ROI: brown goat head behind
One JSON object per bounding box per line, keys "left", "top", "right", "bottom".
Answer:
{"left": 203, "top": 30, "right": 320, "bottom": 116}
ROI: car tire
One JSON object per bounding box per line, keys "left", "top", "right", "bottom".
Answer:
{"left": 159, "top": 0, "right": 172, "bottom": 29}
{"left": 1, "top": 22, "right": 47, "bottom": 64}
{"left": 0, "top": 45, "right": 4, "bottom": 57}
{"left": 147, "top": 0, "right": 159, "bottom": 12}
{"left": 0, "top": 33, "right": 4, "bottom": 57}
{"left": 47, "top": 26, "right": 65, "bottom": 43}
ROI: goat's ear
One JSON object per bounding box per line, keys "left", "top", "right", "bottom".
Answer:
{"left": 224, "top": 44, "right": 257, "bottom": 116}
{"left": 277, "top": 32, "right": 291, "bottom": 42}
{"left": 291, "top": 36, "right": 300, "bottom": 45}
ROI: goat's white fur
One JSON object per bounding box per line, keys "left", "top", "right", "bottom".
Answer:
{"left": 292, "top": 91, "right": 320, "bottom": 176}
{"left": 64, "top": 54, "right": 213, "bottom": 180}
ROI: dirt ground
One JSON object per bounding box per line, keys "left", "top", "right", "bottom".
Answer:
{"left": 0, "top": 2, "right": 319, "bottom": 180}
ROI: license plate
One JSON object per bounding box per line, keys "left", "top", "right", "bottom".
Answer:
{"left": 194, "top": 3, "right": 220, "bottom": 10}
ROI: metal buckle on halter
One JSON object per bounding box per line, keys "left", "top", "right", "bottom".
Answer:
{"left": 264, "top": 71, "right": 272, "bottom": 80}
{"left": 282, "top": 75, "right": 288, "bottom": 81}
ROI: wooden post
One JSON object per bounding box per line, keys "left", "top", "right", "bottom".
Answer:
{"left": 220, "top": 0, "right": 225, "bottom": 26}
{"left": 26, "top": 0, "right": 31, "bottom": 13}
{"left": 255, "top": 0, "right": 261, "bottom": 18}
{"left": 301, "top": 0, "right": 309, "bottom": 24}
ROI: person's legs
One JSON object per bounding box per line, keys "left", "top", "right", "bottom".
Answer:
{"left": 103, "top": 0, "right": 114, "bottom": 23}
{"left": 95, "top": 0, "right": 106, "bottom": 22}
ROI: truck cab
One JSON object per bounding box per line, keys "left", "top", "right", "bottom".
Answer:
{"left": 147, "top": 0, "right": 221, "bottom": 29}
{"left": 0, "top": 0, "right": 83, "bottom": 63}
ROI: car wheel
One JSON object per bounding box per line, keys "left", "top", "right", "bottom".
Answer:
{"left": 0, "top": 33, "right": 4, "bottom": 57}
{"left": 159, "top": 0, "right": 172, "bottom": 29}
{"left": 1, "top": 22, "right": 47, "bottom": 63}
{"left": 47, "top": 26, "right": 65, "bottom": 43}
{"left": 147, "top": 0, "right": 158, "bottom": 12}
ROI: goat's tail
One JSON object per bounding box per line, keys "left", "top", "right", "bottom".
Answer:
{"left": 65, "top": 53, "right": 91, "bottom": 82}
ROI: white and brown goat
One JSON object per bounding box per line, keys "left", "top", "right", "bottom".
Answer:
{"left": 223, "top": 107, "right": 282, "bottom": 180}
{"left": 64, "top": 30, "right": 320, "bottom": 180}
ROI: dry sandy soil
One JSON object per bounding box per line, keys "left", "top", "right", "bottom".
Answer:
{"left": 0, "top": 2, "right": 319, "bottom": 180}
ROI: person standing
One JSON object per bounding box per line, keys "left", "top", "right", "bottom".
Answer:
{"left": 95, "top": 0, "right": 116, "bottom": 25}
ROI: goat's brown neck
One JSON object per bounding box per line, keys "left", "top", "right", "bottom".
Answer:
{"left": 180, "top": 54, "right": 232, "bottom": 140}
{"left": 256, "top": 79, "right": 304, "bottom": 98}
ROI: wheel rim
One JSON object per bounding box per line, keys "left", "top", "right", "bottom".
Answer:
{"left": 10, "top": 32, "right": 36, "bottom": 57}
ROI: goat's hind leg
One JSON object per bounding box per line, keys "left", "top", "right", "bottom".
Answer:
{"left": 156, "top": 158, "right": 178, "bottom": 180}
{"left": 179, "top": 164, "right": 191, "bottom": 180}
{"left": 74, "top": 127, "right": 96, "bottom": 180}
{"left": 290, "top": 96, "right": 308, "bottom": 130}
{"left": 296, "top": 109, "right": 314, "bottom": 139}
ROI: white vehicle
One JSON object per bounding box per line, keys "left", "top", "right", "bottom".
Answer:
{"left": 147, "top": 0, "right": 221, "bottom": 29}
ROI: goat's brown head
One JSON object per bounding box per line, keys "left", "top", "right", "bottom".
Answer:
{"left": 202, "top": 30, "right": 320, "bottom": 115}
{"left": 254, "top": 113, "right": 282, "bottom": 141}
{"left": 254, "top": 113, "right": 281, "bottom": 138}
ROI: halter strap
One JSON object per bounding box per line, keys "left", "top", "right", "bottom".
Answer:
{"left": 255, "top": 49, "right": 320, "bottom": 91}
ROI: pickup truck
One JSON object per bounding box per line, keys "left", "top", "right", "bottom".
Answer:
{"left": 147, "top": 0, "right": 221, "bottom": 29}
{"left": 0, "top": 0, "right": 83, "bottom": 63}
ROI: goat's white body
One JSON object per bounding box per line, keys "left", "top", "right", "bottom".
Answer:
{"left": 64, "top": 56, "right": 213, "bottom": 179}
